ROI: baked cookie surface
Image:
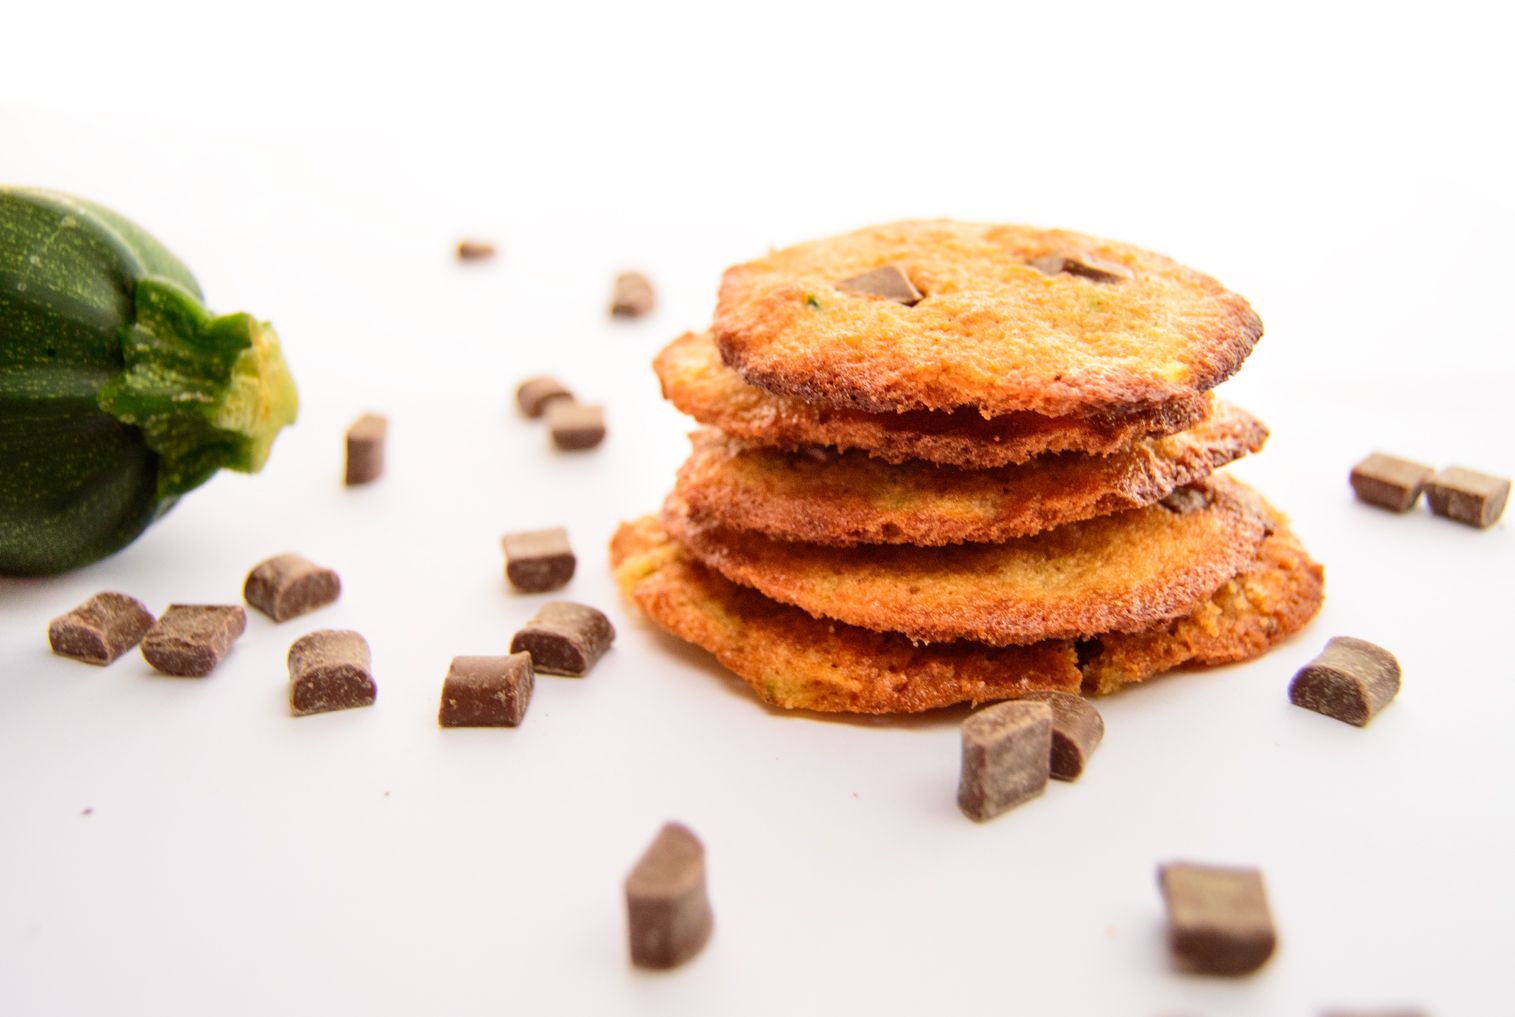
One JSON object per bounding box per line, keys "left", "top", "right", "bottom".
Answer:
{"left": 663, "top": 476, "right": 1270, "bottom": 647}
{"left": 713, "top": 220, "right": 1262, "bottom": 417}
{"left": 674, "top": 402, "right": 1267, "bottom": 546}
{"left": 656, "top": 331, "right": 1209, "bottom": 469}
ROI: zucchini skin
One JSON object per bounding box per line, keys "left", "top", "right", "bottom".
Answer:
{"left": 0, "top": 188, "right": 296, "bottom": 576}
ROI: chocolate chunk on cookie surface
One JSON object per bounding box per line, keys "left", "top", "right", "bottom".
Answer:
{"left": 1028, "top": 251, "right": 1134, "bottom": 283}
{"left": 244, "top": 554, "right": 341, "bottom": 622}
{"left": 958, "top": 700, "right": 1053, "bottom": 822}
{"left": 48, "top": 593, "right": 156, "bottom": 666}
{"left": 438, "top": 653, "right": 534, "bottom": 727}
{"left": 1424, "top": 466, "right": 1509, "bottom": 528}
{"left": 835, "top": 264, "right": 922, "bottom": 305}
{"left": 1159, "top": 862, "right": 1276, "bottom": 976}
{"left": 141, "top": 605, "right": 247, "bottom": 677}
{"left": 625, "top": 822, "right": 713, "bottom": 969}
{"left": 509, "top": 601, "right": 615, "bottom": 676}
{"left": 1289, "top": 636, "right": 1400, "bottom": 726}
{"left": 502, "top": 527, "right": 576, "bottom": 592}
{"left": 288, "top": 629, "right": 375, "bottom": 716}
{"left": 1349, "top": 452, "right": 1433, "bottom": 512}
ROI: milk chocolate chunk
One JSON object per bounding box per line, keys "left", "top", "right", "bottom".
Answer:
{"left": 1289, "top": 636, "right": 1400, "bottom": 727}
{"left": 957, "top": 700, "right": 1053, "bottom": 822}
{"left": 625, "top": 822, "right": 714, "bottom": 970}
{"left": 288, "top": 629, "right": 375, "bottom": 716}
{"left": 243, "top": 554, "right": 341, "bottom": 623}
{"left": 48, "top": 593, "right": 155, "bottom": 666}
{"left": 141, "top": 605, "right": 247, "bottom": 677}
{"left": 1159, "top": 862, "right": 1276, "bottom": 976}
{"left": 1424, "top": 465, "right": 1510, "bottom": 528}
{"left": 1020, "top": 691, "right": 1104, "bottom": 781}
{"left": 1030, "top": 251, "right": 1134, "bottom": 283}
{"left": 456, "top": 240, "right": 497, "bottom": 261}
{"left": 438, "top": 653, "right": 534, "bottom": 727}
{"left": 546, "top": 401, "right": 606, "bottom": 450}
{"left": 516, "top": 376, "right": 574, "bottom": 418}
{"left": 345, "top": 414, "right": 389, "bottom": 486}
{"left": 502, "top": 527, "right": 576, "bottom": 592}
{"left": 610, "top": 271, "right": 656, "bottom": 318}
{"left": 509, "top": 601, "right": 615, "bottom": 676}
{"left": 1349, "top": 452, "right": 1434, "bottom": 512}
{"left": 836, "top": 264, "right": 923, "bottom": 306}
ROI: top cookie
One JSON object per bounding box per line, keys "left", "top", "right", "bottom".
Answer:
{"left": 713, "top": 220, "right": 1262, "bottom": 417}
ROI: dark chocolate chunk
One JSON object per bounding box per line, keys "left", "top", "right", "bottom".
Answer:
{"left": 1349, "top": 452, "right": 1434, "bottom": 512}
{"left": 957, "top": 700, "right": 1052, "bottom": 822}
{"left": 1158, "top": 862, "right": 1277, "bottom": 976}
{"left": 1029, "top": 251, "right": 1134, "bottom": 283}
{"left": 509, "top": 601, "right": 615, "bottom": 677}
{"left": 1019, "top": 691, "right": 1104, "bottom": 781}
{"left": 546, "top": 401, "right": 606, "bottom": 450}
{"left": 502, "top": 527, "right": 576, "bottom": 593}
{"left": 1424, "top": 466, "right": 1510, "bottom": 528}
{"left": 610, "top": 271, "right": 656, "bottom": 318}
{"left": 438, "top": 653, "right": 534, "bottom": 727}
{"left": 516, "top": 376, "right": 574, "bottom": 418}
{"left": 625, "top": 822, "right": 713, "bottom": 969}
{"left": 345, "top": 414, "right": 389, "bottom": 486}
{"left": 48, "top": 593, "right": 156, "bottom": 666}
{"left": 243, "top": 553, "right": 341, "bottom": 623}
{"left": 1289, "top": 636, "right": 1400, "bottom": 727}
{"left": 141, "top": 605, "right": 247, "bottom": 677}
{"left": 456, "top": 240, "right": 496, "bottom": 261}
{"left": 288, "top": 629, "right": 375, "bottom": 716}
{"left": 836, "top": 264, "right": 923, "bottom": 306}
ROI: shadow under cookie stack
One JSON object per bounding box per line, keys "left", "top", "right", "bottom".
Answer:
{"left": 612, "top": 221, "right": 1323, "bottom": 714}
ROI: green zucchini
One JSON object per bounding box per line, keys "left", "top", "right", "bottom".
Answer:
{"left": 0, "top": 188, "right": 298, "bottom": 576}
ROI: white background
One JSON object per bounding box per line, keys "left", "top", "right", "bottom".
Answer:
{"left": 3, "top": 2, "right": 1512, "bottom": 1014}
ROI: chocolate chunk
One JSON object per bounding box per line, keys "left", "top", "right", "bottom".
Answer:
{"left": 438, "top": 653, "right": 534, "bottom": 727}
{"left": 1029, "top": 251, "right": 1134, "bottom": 283}
{"left": 1019, "top": 691, "right": 1104, "bottom": 781}
{"left": 1349, "top": 452, "right": 1434, "bottom": 512}
{"left": 1289, "top": 636, "right": 1400, "bottom": 727}
{"left": 509, "top": 601, "right": 615, "bottom": 676}
{"left": 836, "top": 264, "right": 923, "bottom": 306}
{"left": 610, "top": 271, "right": 656, "bottom": 318}
{"left": 48, "top": 593, "right": 155, "bottom": 666}
{"left": 1424, "top": 465, "right": 1510, "bottom": 528}
{"left": 546, "top": 401, "right": 605, "bottom": 450}
{"left": 516, "top": 376, "right": 574, "bottom": 418}
{"left": 625, "top": 822, "right": 713, "bottom": 969}
{"left": 288, "top": 629, "right": 375, "bottom": 716}
{"left": 456, "top": 240, "right": 496, "bottom": 261}
{"left": 141, "top": 605, "right": 247, "bottom": 677}
{"left": 1158, "top": 862, "right": 1276, "bottom": 976}
{"left": 502, "top": 527, "right": 576, "bottom": 592}
{"left": 957, "top": 700, "right": 1052, "bottom": 822}
{"left": 243, "top": 554, "right": 341, "bottom": 623}
{"left": 345, "top": 414, "right": 389, "bottom": 486}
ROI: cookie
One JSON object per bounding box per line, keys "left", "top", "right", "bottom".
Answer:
{"left": 655, "top": 331, "right": 1210, "bottom": 469}
{"left": 713, "top": 220, "right": 1262, "bottom": 418}
{"left": 609, "top": 511, "right": 1322, "bottom": 714}
{"left": 674, "top": 402, "right": 1267, "bottom": 546}
{"left": 662, "top": 477, "right": 1269, "bottom": 647}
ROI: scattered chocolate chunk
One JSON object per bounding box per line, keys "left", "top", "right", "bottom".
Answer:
{"left": 546, "top": 401, "right": 606, "bottom": 450}
{"left": 345, "top": 414, "right": 389, "bottom": 486}
{"left": 625, "top": 822, "right": 714, "bottom": 969}
{"left": 438, "top": 653, "right": 534, "bottom": 727}
{"left": 456, "top": 240, "right": 496, "bottom": 261}
{"left": 288, "top": 629, "right": 375, "bottom": 716}
{"left": 1020, "top": 691, "right": 1104, "bottom": 780}
{"left": 1029, "top": 251, "right": 1134, "bottom": 283}
{"left": 1289, "top": 636, "right": 1400, "bottom": 727}
{"left": 516, "top": 376, "right": 574, "bottom": 418}
{"left": 610, "top": 271, "right": 656, "bottom": 318}
{"left": 1349, "top": 452, "right": 1434, "bottom": 512}
{"left": 510, "top": 601, "right": 615, "bottom": 676}
{"left": 48, "top": 593, "right": 155, "bottom": 666}
{"left": 1424, "top": 465, "right": 1510, "bottom": 528}
{"left": 243, "top": 554, "right": 341, "bottom": 623}
{"left": 836, "top": 264, "right": 923, "bottom": 306}
{"left": 502, "top": 527, "right": 576, "bottom": 592}
{"left": 1158, "top": 862, "right": 1276, "bottom": 976}
{"left": 957, "top": 700, "right": 1053, "bottom": 822}
{"left": 141, "top": 605, "right": 247, "bottom": 677}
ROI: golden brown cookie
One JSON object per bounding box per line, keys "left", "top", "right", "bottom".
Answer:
{"left": 674, "top": 402, "right": 1267, "bottom": 546}
{"left": 713, "top": 220, "right": 1262, "bottom": 417}
{"left": 656, "top": 331, "right": 1210, "bottom": 469}
{"left": 610, "top": 511, "right": 1322, "bottom": 714}
{"left": 663, "top": 477, "right": 1269, "bottom": 647}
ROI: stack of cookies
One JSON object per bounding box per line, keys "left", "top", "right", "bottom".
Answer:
{"left": 612, "top": 221, "right": 1323, "bottom": 714}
